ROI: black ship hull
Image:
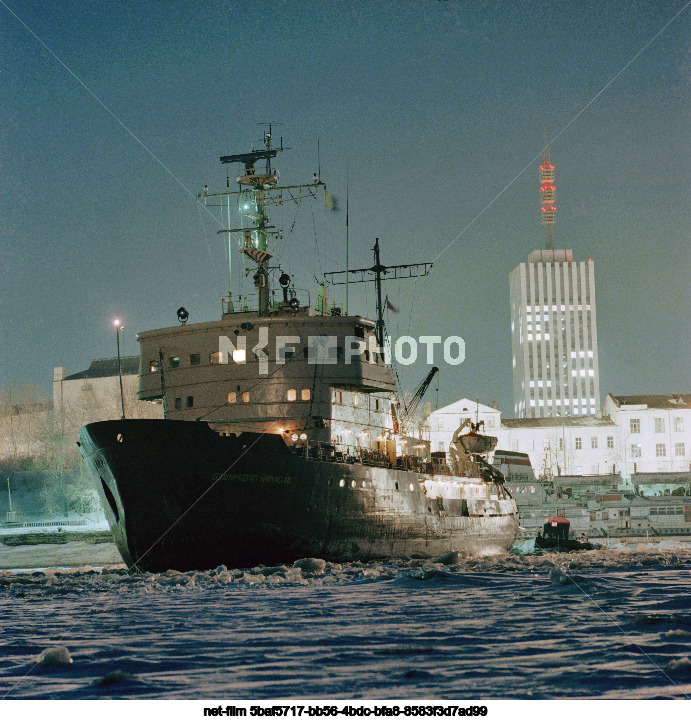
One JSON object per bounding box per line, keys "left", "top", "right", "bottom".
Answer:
{"left": 534, "top": 537, "right": 600, "bottom": 552}
{"left": 79, "top": 419, "right": 519, "bottom": 572}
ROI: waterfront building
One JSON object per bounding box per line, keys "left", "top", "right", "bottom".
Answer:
{"left": 493, "top": 414, "right": 617, "bottom": 479}
{"left": 602, "top": 393, "right": 690, "bottom": 482}
{"left": 53, "top": 359, "right": 162, "bottom": 445}
{"left": 426, "top": 393, "right": 690, "bottom": 494}
{"left": 427, "top": 398, "right": 501, "bottom": 454}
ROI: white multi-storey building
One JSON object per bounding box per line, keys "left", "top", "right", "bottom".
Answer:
{"left": 602, "top": 394, "right": 691, "bottom": 477}
{"left": 510, "top": 249, "right": 600, "bottom": 418}
{"left": 493, "top": 416, "right": 617, "bottom": 479}
{"left": 426, "top": 394, "right": 690, "bottom": 492}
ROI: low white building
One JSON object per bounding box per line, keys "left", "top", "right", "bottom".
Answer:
{"left": 494, "top": 416, "right": 618, "bottom": 479}
{"left": 427, "top": 398, "right": 502, "bottom": 454}
{"left": 602, "top": 394, "right": 690, "bottom": 477}
{"left": 425, "top": 392, "right": 690, "bottom": 489}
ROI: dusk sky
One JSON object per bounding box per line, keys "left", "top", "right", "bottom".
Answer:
{"left": 1, "top": 0, "right": 689, "bottom": 414}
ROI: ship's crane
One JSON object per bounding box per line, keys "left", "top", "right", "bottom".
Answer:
{"left": 397, "top": 366, "right": 439, "bottom": 432}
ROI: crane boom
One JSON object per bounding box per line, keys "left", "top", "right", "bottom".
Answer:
{"left": 399, "top": 366, "right": 439, "bottom": 429}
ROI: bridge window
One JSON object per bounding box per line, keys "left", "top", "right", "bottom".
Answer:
{"left": 186, "top": 396, "right": 193, "bottom": 408}
{"left": 189, "top": 353, "right": 201, "bottom": 366}
{"left": 169, "top": 356, "right": 180, "bottom": 368}
{"left": 174, "top": 398, "right": 181, "bottom": 410}
{"left": 287, "top": 389, "right": 297, "bottom": 401}
{"left": 149, "top": 360, "right": 159, "bottom": 372}
{"left": 210, "top": 351, "right": 222, "bottom": 364}
{"left": 228, "top": 392, "right": 237, "bottom": 403}
{"left": 301, "top": 388, "right": 311, "bottom": 401}
{"left": 242, "top": 391, "right": 250, "bottom": 403}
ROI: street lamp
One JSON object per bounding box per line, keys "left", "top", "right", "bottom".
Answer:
{"left": 113, "top": 319, "right": 126, "bottom": 420}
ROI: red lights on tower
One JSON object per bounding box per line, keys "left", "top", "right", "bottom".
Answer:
{"left": 539, "top": 138, "right": 556, "bottom": 250}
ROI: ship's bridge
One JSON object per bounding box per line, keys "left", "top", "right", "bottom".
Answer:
{"left": 137, "top": 311, "right": 397, "bottom": 439}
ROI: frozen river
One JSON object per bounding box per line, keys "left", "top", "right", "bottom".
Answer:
{"left": 1, "top": 545, "right": 690, "bottom": 700}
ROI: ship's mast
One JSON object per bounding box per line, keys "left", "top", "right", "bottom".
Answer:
{"left": 208, "top": 128, "right": 328, "bottom": 317}
{"left": 325, "top": 239, "right": 433, "bottom": 348}
{"left": 220, "top": 128, "right": 281, "bottom": 315}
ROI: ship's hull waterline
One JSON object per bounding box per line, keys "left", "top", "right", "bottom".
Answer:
{"left": 79, "top": 419, "right": 519, "bottom": 572}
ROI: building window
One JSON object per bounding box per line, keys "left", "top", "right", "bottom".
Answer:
{"left": 591, "top": 437, "right": 598, "bottom": 449}
{"left": 149, "top": 361, "right": 159, "bottom": 372}
{"left": 301, "top": 388, "right": 311, "bottom": 401}
{"left": 186, "top": 396, "right": 193, "bottom": 408}
{"left": 654, "top": 418, "right": 665, "bottom": 433}
{"left": 675, "top": 443, "right": 685, "bottom": 457}
{"left": 575, "top": 437, "right": 582, "bottom": 450}
{"left": 631, "top": 444, "right": 641, "bottom": 458}
{"left": 169, "top": 356, "right": 180, "bottom": 368}
{"left": 228, "top": 392, "right": 237, "bottom": 403}
{"left": 174, "top": 397, "right": 181, "bottom": 410}
{"left": 241, "top": 391, "right": 250, "bottom": 403}
{"left": 287, "top": 389, "right": 297, "bottom": 401}
{"left": 674, "top": 417, "right": 684, "bottom": 432}
{"left": 486, "top": 418, "right": 494, "bottom": 428}
{"left": 607, "top": 436, "right": 614, "bottom": 449}
{"left": 189, "top": 353, "right": 201, "bottom": 366}
{"left": 655, "top": 443, "right": 666, "bottom": 457}
{"left": 210, "top": 351, "right": 222, "bottom": 364}
{"left": 591, "top": 465, "right": 598, "bottom": 474}
{"left": 630, "top": 419, "right": 640, "bottom": 434}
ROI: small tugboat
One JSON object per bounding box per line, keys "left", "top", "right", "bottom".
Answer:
{"left": 535, "top": 516, "right": 600, "bottom": 552}
{"left": 78, "top": 130, "right": 519, "bottom": 572}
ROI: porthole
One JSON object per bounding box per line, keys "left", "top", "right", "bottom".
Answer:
{"left": 409, "top": 483, "right": 414, "bottom": 491}
{"left": 339, "top": 479, "right": 345, "bottom": 488}
{"left": 116, "top": 433, "right": 123, "bottom": 443}
{"left": 351, "top": 480, "right": 356, "bottom": 488}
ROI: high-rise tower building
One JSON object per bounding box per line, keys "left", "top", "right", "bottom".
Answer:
{"left": 509, "top": 146, "right": 601, "bottom": 418}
